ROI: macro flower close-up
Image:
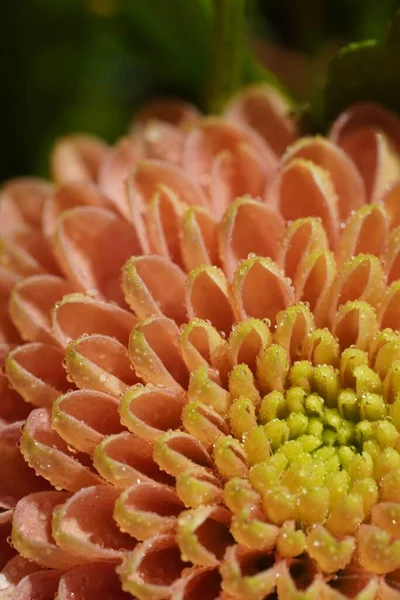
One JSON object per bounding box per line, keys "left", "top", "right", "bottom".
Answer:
{"left": 2, "top": 1, "right": 400, "bottom": 599}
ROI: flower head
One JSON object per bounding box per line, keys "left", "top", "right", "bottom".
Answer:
{"left": 1, "top": 86, "right": 400, "bottom": 599}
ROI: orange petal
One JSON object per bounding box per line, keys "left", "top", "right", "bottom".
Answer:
{"left": 0, "top": 343, "right": 30, "bottom": 425}
{"left": 219, "top": 197, "right": 284, "bottom": 280}
{"left": 65, "top": 333, "right": 139, "bottom": 397}
{"left": 5, "top": 343, "right": 69, "bottom": 408}
{"left": 145, "top": 183, "right": 185, "bottom": 265}
{"left": 279, "top": 217, "right": 329, "bottom": 283}
{"left": 379, "top": 281, "right": 400, "bottom": 331}
{"left": 42, "top": 180, "right": 114, "bottom": 240}
{"left": 319, "top": 570, "right": 378, "bottom": 600}
{"left": 57, "top": 564, "right": 132, "bottom": 600}
{"left": 52, "top": 293, "right": 136, "bottom": 347}
{"left": 275, "top": 303, "right": 315, "bottom": 362}
{"left": 52, "top": 206, "right": 143, "bottom": 304}
{"left": 153, "top": 431, "right": 213, "bottom": 477}
{"left": 136, "top": 120, "right": 185, "bottom": 164}
{"left": 93, "top": 431, "right": 174, "bottom": 488}
{"left": 119, "top": 384, "right": 186, "bottom": 441}
{"left": 8, "top": 569, "right": 63, "bottom": 600}
{"left": 186, "top": 265, "right": 236, "bottom": 335}
{"left": 114, "top": 481, "right": 184, "bottom": 540}
{"left": 283, "top": 136, "right": 366, "bottom": 220}
{"left": 382, "top": 181, "right": 400, "bottom": 229}
{"left": 183, "top": 118, "right": 277, "bottom": 206}
{"left": 52, "top": 389, "right": 124, "bottom": 455}
{"left": 228, "top": 318, "right": 271, "bottom": 373}
{"left": 224, "top": 84, "right": 298, "bottom": 154}
{"left": 294, "top": 250, "right": 337, "bottom": 326}
{"left": 11, "top": 491, "right": 80, "bottom": 568}
{"left": 52, "top": 485, "right": 136, "bottom": 561}
{"left": 0, "top": 422, "right": 49, "bottom": 507}
{"left": 51, "top": 134, "right": 108, "bottom": 184}
{"left": 180, "top": 206, "right": 219, "bottom": 272}
{"left": 380, "top": 570, "right": 400, "bottom": 600}
{"left": 9, "top": 274, "right": 77, "bottom": 344}
{"left": 170, "top": 566, "right": 222, "bottom": 600}
{"left": 219, "top": 545, "right": 277, "bottom": 600}
{"left": 0, "top": 229, "right": 59, "bottom": 278}
{"left": 332, "top": 300, "right": 379, "bottom": 352}
{"left": 118, "top": 534, "right": 191, "bottom": 600}
{"left": 20, "top": 408, "right": 102, "bottom": 491}
{"left": 0, "top": 556, "right": 46, "bottom": 596}
{"left": 0, "top": 177, "right": 52, "bottom": 235}
{"left": 98, "top": 136, "right": 143, "bottom": 218}
{"left": 129, "top": 317, "right": 189, "bottom": 390}
{"left": 232, "top": 256, "right": 294, "bottom": 324}
{"left": 382, "top": 226, "right": 400, "bottom": 283}
{"left": 335, "top": 204, "right": 389, "bottom": 270}
{"left": 180, "top": 318, "right": 229, "bottom": 375}
{"left": 177, "top": 506, "right": 232, "bottom": 567}
{"left": 122, "top": 255, "right": 187, "bottom": 323}
{"left": 329, "top": 103, "right": 400, "bottom": 202}
{"left": 134, "top": 97, "right": 201, "bottom": 127}
{"left": 276, "top": 557, "right": 323, "bottom": 599}
{"left": 266, "top": 158, "right": 339, "bottom": 246}
{"left": 357, "top": 524, "right": 400, "bottom": 574}
{"left": 327, "top": 254, "right": 386, "bottom": 323}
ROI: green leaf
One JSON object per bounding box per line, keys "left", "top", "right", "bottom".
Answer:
{"left": 307, "top": 8, "right": 400, "bottom": 131}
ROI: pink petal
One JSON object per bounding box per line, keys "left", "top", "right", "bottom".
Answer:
{"left": 20, "top": 408, "right": 102, "bottom": 491}
{"left": 52, "top": 206, "right": 143, "bottom": 305}
{"left": 52, "top": 389, "right": 124, "bottom": 455}
{"left": 0, "top": 344, "right": 30, "bottom": 425}
{"left": 332, "top": 301, "right": 378, "bottom": 352}
{"left": 42, "top": 181, "right": 115, "bottom": 240}
{"left": 65, "top": 333, "right": 139, "bottom": 397}
{"left": 186, "top": 265, "right": 236, "bottom": 336}
{"left": 119, "top": 384, "right": 186, "bottom": 441}
{"left": 0, "top": 422, "right": 50, "bottom": 507}
{"left": 232, "top": 256, "right": 294, "bottom": 324}
{"left": 11, "top": 569, "right": 63, "bottom": 600}
{"left": 180, "top": 206, "right": 219, "bottom": 272}
{"left": 266, "top": 158, "right": 339, "bottom": 246}
{"left": 382, "top": 226, "right": 400, "bottom": 284}
{"left": 283, "top": 136, "right": 366, "bottom": 220}
{"left": 0, "top": 178, "right": 52, "bottom": 236}
{"left": 122, "top": 255, "right": 187, "bottom": 323}
{"left": 52, "top": 485, "right": 137, "bottom": 561}
{"left": 382, "top": 182, "right": 400, "bottom": 229}
{"left": 51, "top": 134, "right": 108, "bottom": 183}
{"left": 98, "top": 136, "right": 143, "bottom": 218}
{"left": 145, "top": 184, "right": 185, "bottom": 265}
{"left": 0, "top": 556, "right": 45, "bottom": 596}
{"left": 129, "top": 317, "right": 189, "bottom": 391}
{"left": 9, "top": 274, "right": 77, "bottom": 345}
{"left": 180, "top": 318, "right": 228, "bottom": 375}
{"left": 219, "top": 197, "right": 284, "bottom": 280}
{"left": 1, "top": 229, "right": 59, "bottom": 278}
{"left": 93, "top": 431, "right": 174, "bottom": 488}
{"left": 224, "top": 84, "right": 298, "bottom": 154}
{"left": 5, "top": 342, "right": 69, "bottom": 408}
{"left": 136, "top": 120, "right": 186, "bottom": 164}
{"left": 57, "top": 564, "right": 132, "bottom": 600}
{"left": 52, "top": 293, "right": 136, "bottom": 348}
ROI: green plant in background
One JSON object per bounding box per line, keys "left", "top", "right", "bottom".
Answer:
{"left": 1, "top": 0, "right": 400, "bottom": 181}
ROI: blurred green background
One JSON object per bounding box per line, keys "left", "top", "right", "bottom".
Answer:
{"left": 1, "top": 0, "right": 399, "bottom": 183}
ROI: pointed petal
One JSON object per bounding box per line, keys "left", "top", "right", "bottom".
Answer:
{"left": 11, "top": 491, "right": 80, "bottom": 568}
{"left": 379, "top": 281, "right": 400, "bottom": 331}
{"left": 180, "top": 206, "right": 219, "bottom": 272}
{"left": 382, "top": 181, "right": 400, "bottom": 229}
{"left": 119, "top": 384, "right": 186, "bottom": 441}
{"left": 180, "top": 318, "right": 229, "bottom": 374}
{"left": 93, "top": 431, "right": 174, "bottom": 488}
{"left": 0, "top": 178, "right": 52, "bottom": 235}
{"left": 65, "top": 333, "right": 139, "bottom": 397}
{"left": 145, "top": 184, "right": 185, "bottom": 265}
{"left": 52, "top": 293, "right": 136, "bottom": 347}
{"left": 52, "top": 485, "right": 136, "bottom": 561}
{"left": 219, "top": 197, "right": 284, "bottom": 280}
{"left": 153, "top": 431, "right": 213, "bottom": 477}
{"left": 228, "top": 318, "right": 271, "bottom": 373}
{"left": 136, "top": 121, "right": 185, "bottom": 164}
{"left": 186, "top": 265, "right": 236, "bottom": 336}
{"left": 20, "top": 408, "right": 102, "bottom": 491}
{"left": 128, "top": 317, "right": 189, "bottom": 390}
{"left": 266, "top": 158, "right": 339, "bottom": 246}
{"left": 114, "top": 481, "right": 184, "bottom": 540}
{"left": 332, "top": 300, "right": 379, "bottom": 351}
{"left": 224, "top": 84, "right": 298, "bottom": 154}
{"left": 283, "top": 136, "right": 366, "bottom": 220}
{"left": 232, "top": 256, "right": 294, "bottom": 324}
{"left": 122, "top": 255, "right": 187, "bottom": 323}
{"left": 52, "top": 389, "right": 123, "bottom": 455}
{"left": 51, "top": 134, "right": 108, "bottom": 183}
{"left": 275, "top": 303, "right": 315, "bottom": 362}
{"left": 5, "top": 343, "right": 69, "bottom": 408}
{"left": 335, "top": 204, "right": 389, "bottom": 269}
{"left": 52, "top": 206, "right": 143, "bottom": 304}
{"left": 279, "top": 217, "right": 329, "bottom": 283}
{"left": 9, "top": 274, "right": 77, "bottom": 344}
{"left": 293, "top": 249, "right": 336, "bottom": 326}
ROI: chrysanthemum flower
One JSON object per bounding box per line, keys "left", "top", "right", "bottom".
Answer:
{"left": 2, "top": 85, "right": 400, "bottom": 599}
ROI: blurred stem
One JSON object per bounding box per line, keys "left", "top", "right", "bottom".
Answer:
{"left": 207, "top": 0, "right": 245, "bottom": 113}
